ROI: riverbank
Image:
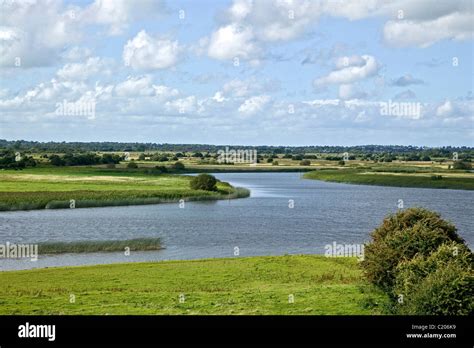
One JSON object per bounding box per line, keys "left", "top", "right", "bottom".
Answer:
{"left": 303, "top": 169, "right": 474, "bottom": 190}
{"left": 0, "top": 168, "right": 250, "bottom": 211}
{"left": 0, "top": 255, "right": 387, "bottom": 315}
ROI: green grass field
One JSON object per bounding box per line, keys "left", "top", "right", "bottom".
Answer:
{"left": 0, "top": 255, "right": 387, "bottom": 315}
{"left": 304, "top": 169, "right": 474, "bottom": 190}
{"left": 0, "top": 166, "right": 249, "bottom": 211}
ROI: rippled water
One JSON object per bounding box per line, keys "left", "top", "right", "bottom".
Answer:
{"left": 0, "top": 172, "right": 472, "bottom": 270}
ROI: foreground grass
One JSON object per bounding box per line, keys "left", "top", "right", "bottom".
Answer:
{"left": 38, "top": 238, "right": 162, "bottom": 254}
{"left": 304, "top": 169, "right": 474, "bottom": 190}
{"left": 0, "top": 167, "right": 249, "bottom": 211}
{"left": 0, "top": 255, "right": 387, "bottom": 315}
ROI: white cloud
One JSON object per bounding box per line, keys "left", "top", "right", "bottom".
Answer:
{"left": 165, "top": 96, "right": 196, "bottom": 114}
{"left": 82, "top": 0, "right": 166, "bottom": 36}
{"left": 338, "top": 84, "right": 367, "bottom": 100}
{"left": 153, "top": 85, "right": 179, "bottom": 100}
{"left": 207, "top": 24, "right": 260, "bottom": 61}
{"left": 436, "top": 100, "right": 455, "bottom": 117}
{"left": 383, "top": 6, "right": 473, "bottom": 47}
{"left": 314, "top": 55, "right": 379, "bottom": 87}
{"left": 238, "top": 95, "right": 270, "bottom": 116}
{"left": 61, "top": 46, "right": 92, "bottom": 62}
{"left": 57, "top": 57, "right": 111, "bottom": 81}
{"left": 391, "top": 74, "right": 424, "bottom": 86}
{"left": 123, "top": 30, "right": 182, "bottom": 70}
{"left": 212, "top": 92, "right": 227, "bottom": 103}
{"left": 115, "top": 76, "right": 155, "bottom": 97}
{"left": 0, "top": 0, "right": 80, "bottom": 67}
{"left": 335, "top": 55, "right": 367, "bottom": 69}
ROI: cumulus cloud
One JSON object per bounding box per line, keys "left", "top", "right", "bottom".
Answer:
{"left": 314, "top": 55, "right": 379, "bottom": 87}
{"left": 81, "top": 0, "right": 167, "bottom": 36}
{"left": 0, "top": 0, "right": 81, "bottom": 67}
{"left": 383, "top": 11, "right": 474, "bottom": 48}
{"left": 165, "top": 96, "right": 196, "bottom": 114}
{"left": 207, "top": 24, "right": 260, "bottom": 61}
{"left": 436, "top": 100, "right": 455, "bottom": 117}
{"left": 390, "top": 74, "right": 425, "bottom": 87}
{"left": 338, "top": 84, "right": 367, "bottom": 100}
{"left": 115, "top": 76, "right": 155, "bottom": 97}
{"left": 238, "top": 95, "right": 270, "bottom": 116}
{"left": 123, "top": 30, "right": 182, "bottom": 70}
{"left": 57, "top": 57, "right": 111, "bottom": 80}
{"left": 210, "top": 0, "right": 474, "bottom": 59}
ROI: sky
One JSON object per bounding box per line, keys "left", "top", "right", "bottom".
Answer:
{"left": 0, "top": 0, "right": 473, "bottom": 146}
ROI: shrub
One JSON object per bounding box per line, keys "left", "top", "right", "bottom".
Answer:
{"left": 190, "top": 174, "right": 217, "bottom": 191}
{"left": 154, "top": 165, "right": 168, "bottom": 173}
{"left": 361, "top": 208, "right": 464, "bottom": 292}
{"left": 272, "top": 161, "right": 279, "bottom": 166}
{"left": 126, "top": 161, "right": 138, "bottom": 169}
{"left": 300, "top": 159, "right": 311, "bottom": 166}
{"left": 393, "top": 242, "right": 473, "bottom": 315}
{"left": 452, "top": 161, "right": 472, "bottom": 170}
{"left": 338, "top": 160, "right": 345, "bottom": 166}
{"left": 171, "top": 161, "right": 185, "bottom": 170}
{"left": 430, "top": 175, "right": 442, "bottom": 180}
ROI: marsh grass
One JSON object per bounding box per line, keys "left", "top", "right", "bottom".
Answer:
{"left": 0, "top": 164, "right": 251, "bottom": 211}
{"left": 304, "top": 169, "right": 474, "bottom": 190}
{"left": 38, "top": 238, "right": 162, "bottom": 254}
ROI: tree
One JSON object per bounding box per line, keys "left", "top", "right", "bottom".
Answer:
{"left": 127, "top": 161, "right": 138, "bottom": 169}
{"left": 190, "top": 174, "right": 217, "bottom": 191}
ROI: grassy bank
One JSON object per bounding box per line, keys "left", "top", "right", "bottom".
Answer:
{"left": 0, "top": 255, "right": 387, "bottom": 315}
{"left": 0, "top": 167, "right": 250, "bottom": 211}
{"left": 38, "top": 238, "right": 162, "bottom": 254}
{"left": 303, "top": 169, "right": 474, "bottom": 190}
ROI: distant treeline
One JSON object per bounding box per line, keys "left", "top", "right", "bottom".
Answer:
{"left": 1, "top": 139, "right": 473, "bottom": 156}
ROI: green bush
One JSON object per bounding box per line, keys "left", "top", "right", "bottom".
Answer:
{"left": 171, "top": 161, "right": 185, "bottom": 170}
{"left": 361, "top": 208, "right": 464, "bottom": 292}
{"left": 126, "top": 161, "right": 138, "bottom": 169}
{"left": 190, "top": 174, "right": 217, "bottom": 191}
{"left": 452, "top": 161, "right": 472, "bottom": 170}
{"left": 393, "top": 242, "right": 473, "bottom": 315}
{"left": 300, "top": 159, "right": 311, "bottom": 166}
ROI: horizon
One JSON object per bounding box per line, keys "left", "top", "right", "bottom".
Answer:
{"left": 2, "top": 138, "right": 474, "bottom": 149}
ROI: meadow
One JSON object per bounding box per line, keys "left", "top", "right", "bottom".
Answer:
{"left": 303, "top": 168, "right": 474, "bottom": 190}
{"left": 0, "top": 255, "right": 387, "bottom": 315}
{"left": 0, "top": 166, "right": 249, "bottom": 211}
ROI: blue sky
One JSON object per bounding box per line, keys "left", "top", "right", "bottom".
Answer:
{"left": 0, "top": 0, "right": 473, "bottom": 146}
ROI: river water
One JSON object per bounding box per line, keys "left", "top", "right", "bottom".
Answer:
{"left": 0, "top": 172, "right": 472, "bottom": 270}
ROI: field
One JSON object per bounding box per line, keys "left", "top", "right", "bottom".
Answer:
{"left": 0, "top": 166, "right": 249, "bottom": 211}
{"left": 0, "top": 255, "right": 387, "bottom": 315}
{"left": 304, "top": 168, "right": 474, "bottom": 190}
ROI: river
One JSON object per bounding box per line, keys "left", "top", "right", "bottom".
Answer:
{"left": 0, "top": 172, "right": 472, "bottom": 270}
